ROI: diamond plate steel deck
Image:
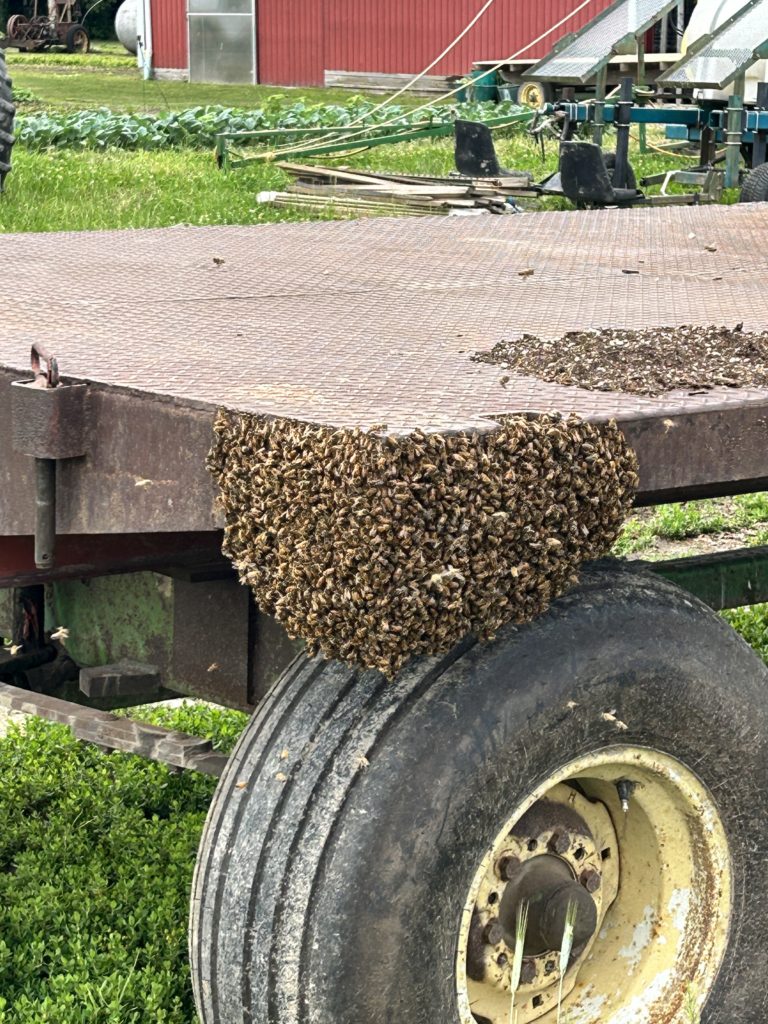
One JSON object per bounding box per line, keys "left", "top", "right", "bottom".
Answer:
{"left": 659, "top": 0, "right": 768, "bottom": 89}
{"left": 2, "top": 202, "right": 768, "bottom": 535}
{"left": 523, "top": 0, "right": 678, "bottom": 85}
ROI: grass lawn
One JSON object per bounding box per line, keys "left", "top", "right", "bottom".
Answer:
{"left": 10, "top": 65, "right": 419, "bottom": 113}
{"left": 0, "top": 127, "right": 696, "bottom": 234}
{"left": 1, "top": 64, "right": 766, "bottom": 1024}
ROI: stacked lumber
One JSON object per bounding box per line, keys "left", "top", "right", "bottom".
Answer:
{"left": 257, "top": 162, "right": 534, "bottom": 217}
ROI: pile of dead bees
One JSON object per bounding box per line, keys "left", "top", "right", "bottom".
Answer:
{"left": 208, "top": 413, "right": 638, "bottom": 674}
{"left": 475, "top": 323, "right": 768, "bottom": 397}
{"left": 257, "top": 162, "right": 531, "bottom": 217}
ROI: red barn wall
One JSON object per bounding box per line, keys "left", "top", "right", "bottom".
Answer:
{"left": 257, "top": 0, "right": 325, "bottom": 87}
{"left": 257, "top": 0, "right": 613, "bottom": 87}
{"left": 150, "top": 0, "right": 615, "bottom": 85}
{"left": 152, "top": 0, "right": 188, "bottom": 70}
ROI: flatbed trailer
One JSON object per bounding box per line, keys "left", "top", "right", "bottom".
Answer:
{"left": 3, "top": 204, "right": 768, "bottom": 1023}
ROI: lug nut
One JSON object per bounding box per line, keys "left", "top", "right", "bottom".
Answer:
{"left": 498, "top": 855, "right": 521, "bottom": 880}
{"left": 548, "top": 830, "right": 571, "bottom": 855}
{"left": 520, "top": 960, "right": 537, "bottom": 985}
{"left": 580, "top": 868, "right": 602, "bottom": 893}
{"left": 483, "top": 920, "right": 505, "bottom": 946}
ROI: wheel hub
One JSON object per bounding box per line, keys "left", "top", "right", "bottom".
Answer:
{"left": 499, "top": 856, "right": 598, "bottom": 956}
{"left": 457, "top": 747, "right": 732, "bottom": 1024}
{"left": 465, "top": 785, "right": 619, "bottom": 1021}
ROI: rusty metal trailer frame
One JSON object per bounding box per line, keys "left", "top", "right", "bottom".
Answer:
{"left": 2, "top": 205, "right": 768, "bottom": 770}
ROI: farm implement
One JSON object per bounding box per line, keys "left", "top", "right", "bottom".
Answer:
{"left": 0, "top": 0, "right": 90, "bottom": 54}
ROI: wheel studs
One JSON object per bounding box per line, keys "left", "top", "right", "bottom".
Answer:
{"left": 520, "top": 960, "right": 537, "bottom": 984}
{"left": 483, "top": 920, "right": 505, "bottom": 946}
{"left": 498, "top": 855, "right": 521, "bottom": 880}
{"left": 548, "top": 829, "right": 571, "bottom": 854}
{"left": 580, "top": 868, "right": 602, "bottom": 893}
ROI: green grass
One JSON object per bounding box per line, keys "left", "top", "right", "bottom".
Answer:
{"left": 0, "top": 148, "right": 300, "bottom": 233}
{"left": 613, "top": 492, "right": 768, "bottom": 556}
{"left": 5, "top": 40, "right": 136, "bottom": 72}
{"left": 10, "top": 67, "right": 417, "bottom": 113}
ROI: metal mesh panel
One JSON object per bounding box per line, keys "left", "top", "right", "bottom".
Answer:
{"left": 659, "top": 0, "right": 768, "bottom": 88}
{"left": 524, "top": 0, "right": 679, "bottom": 83}
{"left": 2, "top": 205, "right": 768, "bottom": 435}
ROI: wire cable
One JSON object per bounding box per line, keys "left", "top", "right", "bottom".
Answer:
{"left": 263, "top": 0, "right": 598, "bottom": 162}
{"left": 344, "top": 0, "right": 500, "bottom": 126}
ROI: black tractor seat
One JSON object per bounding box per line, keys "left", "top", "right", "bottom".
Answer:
{"left": 454, "top": 119, "right": 525, "bottom": 179}
{"left": 559, "top": 141, "right": 644, "bottom": 208}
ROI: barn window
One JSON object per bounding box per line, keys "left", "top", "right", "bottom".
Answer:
{"left": 188, "top": 0, "right": 256, "bottom": 84}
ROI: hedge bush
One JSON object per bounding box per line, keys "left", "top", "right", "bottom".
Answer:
{"left": 0, "top": 703, "right": 247, "bottom": 1024}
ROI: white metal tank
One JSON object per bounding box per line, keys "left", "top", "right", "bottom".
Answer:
{"left": 115, "top": 0, "right": 139, "bottom": 55}
{"left": 682, "top": 0, "right": 768, "bottom": 102}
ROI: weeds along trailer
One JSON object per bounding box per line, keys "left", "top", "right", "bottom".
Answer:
{"left": 4, "top": 205, "right": 768, "bottom": 1024}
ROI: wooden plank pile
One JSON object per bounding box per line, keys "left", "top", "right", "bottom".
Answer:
{"left": 257, "top": 162, "right": 534, "bottom": 217}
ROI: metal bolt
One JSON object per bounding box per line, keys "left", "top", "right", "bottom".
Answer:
{"left": 498, "top": 855, "right": 521, "bottom": 881}
{"left": 483, "top": 920, "right": 505, "bottom": 946}
{"left": 520, "top": 960, "right": 537, "bottom": 985}
{"left": 548, "top": 829, "right": 571, "bottom": 855}
{"left": 617, "top": 778, "right": 635, "bottom": 814}
{"left": 580, "top": 868, "right": 602, "bottom": 893}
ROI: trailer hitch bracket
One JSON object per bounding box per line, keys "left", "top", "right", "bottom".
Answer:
{"left": 11, "top": 344, "right": 88, "bottom": 569}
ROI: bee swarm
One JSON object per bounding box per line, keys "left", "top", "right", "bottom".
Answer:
{"left": 208, "top": 413, "right": 638, "bottom": 675}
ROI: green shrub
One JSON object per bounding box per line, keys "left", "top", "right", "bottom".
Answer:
{"left": 0, "top": 703, "right": 247, "bottom": 1023}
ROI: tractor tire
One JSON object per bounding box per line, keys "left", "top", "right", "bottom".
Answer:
{"left": 65, "top": 24, "right": 90, "bottom": 54}
{"left": 0, "top": 49, "right": 14, "bottom": 192}
{"left": 190, "top": 563, "right": 768, "bottom": 1024}
{"left": 739, "top": 161, "right": 768, "bottom": 203}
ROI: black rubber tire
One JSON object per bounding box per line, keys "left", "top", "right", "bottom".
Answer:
{"left": 65, "top": 24, "right": 90, "bottom": 54}
{"left": 740, "top": 161, "right": 768, "bottom": 203}
{"left": 190, "top": 562, "right": 768, "bottom": 1024}
{"left": 0, "top": 49, "right": 14, "bottom": 192}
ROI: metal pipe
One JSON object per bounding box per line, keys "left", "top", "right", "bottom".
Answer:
{"left": 137, "top": 0, "right": 153, "bottom": 80}
{"left": 725, "top": 75, "right": 745, "bottom": 189}
{"left": 754, "top": 82, "right": 768, "bottom": 168}
{"left": 593, "top": 66, "right": 607, "bottom": 145}
{"left": 613, "top": 76, "right": 633, "bottom": 188}
{"left": 34, "top": 458, "right": 56, "bottom": 570}
{"left": 636, "top": 37, "right": 647, "bottom": 153}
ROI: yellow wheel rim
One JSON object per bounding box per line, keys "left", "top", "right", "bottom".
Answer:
{"left": 518, "top": 82, "right": 547, "bottom": 109}
{"left": 456, "top": 746, "right": 731, "bottom": 1024}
